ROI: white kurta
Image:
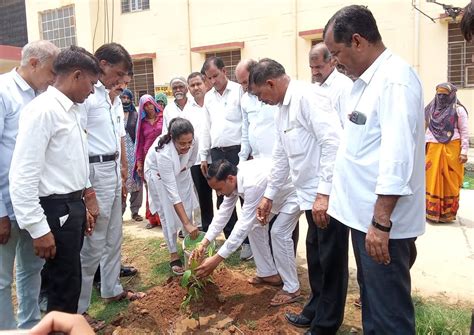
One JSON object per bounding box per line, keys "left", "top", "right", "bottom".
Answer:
{"left": 144, "top": 136, "right": 198, "bottom": 252}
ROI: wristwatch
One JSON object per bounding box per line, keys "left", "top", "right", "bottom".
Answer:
{"left": 371, "top": 216, "right": 392, "bottom": 232}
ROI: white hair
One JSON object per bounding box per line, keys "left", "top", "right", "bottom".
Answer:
{"left": 20, "top": 40, "right": 60, "bottom": 67}
{"left": 170, "top": 76, "right": 187, "bottom": 87}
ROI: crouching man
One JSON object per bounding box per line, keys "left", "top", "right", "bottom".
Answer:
{"left": 193, "top": 158, "right": 301, "bottom": 306}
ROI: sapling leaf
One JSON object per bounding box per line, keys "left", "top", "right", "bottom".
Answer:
{"left": 181, "top": 270, "right": 192, "bottom": 287}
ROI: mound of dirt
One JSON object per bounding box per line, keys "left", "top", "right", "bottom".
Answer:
{"left": 108, "top": 267, "right": 305, "bottom": 334}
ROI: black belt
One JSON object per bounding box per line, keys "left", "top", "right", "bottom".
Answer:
{"left": 89, "top": 152, "right": 118, "bottom": 163}
{"left": 211, "top": 145, "right": 241, "bottom": 153}
{"left": 40, "top": 190, "right": 84, "bottom": 201}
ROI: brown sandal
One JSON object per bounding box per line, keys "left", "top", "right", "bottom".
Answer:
{"left": 82, "top": 312, "right": 106, "bottom": 332}
{"left": 104, "top": 290, "right": 146, "bottom": 303}
{"left": 248, "top": 276, "right": 282, "bottom": 286}
{"left": 269, "top": 289, "right": 301, "bottom": 306}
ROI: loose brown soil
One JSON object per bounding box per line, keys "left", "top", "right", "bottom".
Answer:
{"left": 108, "top": 265, "right": 363, "bottom": 334}
{"left": 108, "top": 268, "right": 308, "bottom": 334}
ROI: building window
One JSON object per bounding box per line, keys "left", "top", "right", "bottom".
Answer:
{"left": 128, "top": 58, "right": 154, "bottom": 104}
{"left": 40, "top": 5, "right": 76, "bottom": 49}
{"left": 448, "top": 22, "right": 474, "bottom": 87}
{"left": 0, "top": 0, "right": 28, "bottom": 47}
{"left": 205, "top": 50, "right": 241, "bottom": 82}
{"left": 121, "top": 0, "right": 150, "bottom": 13}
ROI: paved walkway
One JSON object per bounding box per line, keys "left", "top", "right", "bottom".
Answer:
{"left": 124, "top": 159, "right": 474, "bottom": 303}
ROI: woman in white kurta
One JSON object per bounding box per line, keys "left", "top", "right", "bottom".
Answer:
{"left": 144, "top": 117, "right": 199, "bottom": 275}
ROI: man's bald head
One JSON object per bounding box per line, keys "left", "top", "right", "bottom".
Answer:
{"left": 235, "top": 59, "right": 257, "bottom": 92}
{"left": 308, "top": 42, "right": 335, "bottom": 84}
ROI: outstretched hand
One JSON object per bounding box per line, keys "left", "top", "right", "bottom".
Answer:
{"left": 195, "top": 254, "right": 223, "bottom": 278}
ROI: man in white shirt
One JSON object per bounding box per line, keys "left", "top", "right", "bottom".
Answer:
{"left": 0, "top": 40, "right": 58, "bottom": 330}
{"left": 309, "top": 42, "right": 353, "bottom": 127}
{"left": 78, "top": 43, "right": 145, "bottom": 318}
{"left": 250, "top": 59, "right": 348, "bottom": 335}
{"left": 186, "top": 72, "right": 214, "bottom": 232}
{"left": 195, "top": 159, "right": 301, "bottom": 306}
{"left": 235, "top": 59, "right": 300, "bottom": 254}
{"left": 200, "top": 57, "right": 251, "bottom": 260}
{"left": 324, "top": 5, "right": 425, "bottom": 334}
{"left": 162, "top": 76, "right": 189, "bottom": 133}
{"left": 235, "top": 59, "right": 277, "bottom": 161}
{"left": 9, "top": 45, "right": 100, "bottom": 314}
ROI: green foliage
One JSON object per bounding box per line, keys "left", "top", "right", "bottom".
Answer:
{"left": 243, "top": 319, "right": 257, "bottom": 330}
{"left": 180, "top": 242, "right": 216, "bottom": 312}
{"left": 463, "top": 171, "right": 474, "bottom": 190}
{"left": 414, "top": 296, "right": 471, "bottom": 334}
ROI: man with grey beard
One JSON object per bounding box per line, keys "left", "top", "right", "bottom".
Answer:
{"left": 162, "top": 77, "right": 190, "bottom": 133}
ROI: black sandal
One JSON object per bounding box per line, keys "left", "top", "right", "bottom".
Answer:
{"left": 170, "top": 259, "right": 185, "bottom": 275}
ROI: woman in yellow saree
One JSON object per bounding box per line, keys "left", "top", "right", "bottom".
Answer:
{"left": 425, "top": 82, "right": 469, "bottom": 223}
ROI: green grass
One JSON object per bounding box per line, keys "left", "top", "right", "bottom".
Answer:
{"left": 87, "top": 234, "right": 473, "bottom": 334}
{"left": 87, "top": 236, "right": 256, "bottom": 328}
{"left": 413, "top": 296, "right": 472, "bottom": 334}
{"left": 243, "top": 319, "right": 257, "bottom": 330}
{"left": 223, "top": 245, "right": 256, "bottom": 271}
{"left": 88, "top": 236, "right": 173, "bottom": 327}
{"left": 463, "top": 171, "right": 474, "bottom": 190}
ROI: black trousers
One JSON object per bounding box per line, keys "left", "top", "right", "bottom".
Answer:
{"left": 302, "top": 212, "right": 349, "bottom": 335}
{"left": 39, "top": 197, "right": 86, "bottom": 313}
{"left": 190, "top": 165, "right": 214, "bottom": 231}
{"left": 210, "top": 146, "right": 248, "bottom": 243}
{"left": 352, "top": 228, "right": 417, "bottom": 334}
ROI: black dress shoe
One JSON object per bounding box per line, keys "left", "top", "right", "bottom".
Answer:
{"left": 120, "top": 265, "right": 138, "bottom": 277}
{"left": 285, "top": 312, "right": 311, "bottom": 328}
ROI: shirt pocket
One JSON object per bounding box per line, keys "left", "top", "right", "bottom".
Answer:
{"left": 282, "top": 126, "right": 305, "bottom": 157}
{"left": 225, "top": 101, "right": 241, "bottom": 122}
{"left": 344, "top": 120, "right": 366, "bottom": 157}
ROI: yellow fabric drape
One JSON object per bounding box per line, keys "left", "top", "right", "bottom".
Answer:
{"left": 425, "top": 139, "right": 464, "bottom": 223}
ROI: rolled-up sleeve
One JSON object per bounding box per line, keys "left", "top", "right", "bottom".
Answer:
{"left": 204, "top": 193, "right": 238, "bottom": 244}
{"left": 457, "top": 106, "right": 469, "bottom": 156}
{"left": 9, "top": 108, "right": 52, "bottom": 239}
{"left": 376, "top": 83, "right": 418, "bottom": 196}
{"left": 218, "top": 185, "right": 264, "bottom": 259}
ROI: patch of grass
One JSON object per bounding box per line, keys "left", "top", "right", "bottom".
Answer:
{"left": 228, "top": 293, "right": 245, "bottom": 301}
{"left": 414, "top": 296, "right": 471, "bottom": 334}
{"left": 243, "top": 319, "right": 257, "bottom": 330}
{"left": 88, "top": 236, "right": 172, "bottom": 326}
{"left": 223, "top": 246, "right": 256, "bottom": 272}
{"left": 88, "top": 289, "right": 129, "bottom": 324}
{"left": 463, "top": 171, "right": 474, "bottom": 190}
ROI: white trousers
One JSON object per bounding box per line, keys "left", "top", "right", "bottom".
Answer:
{"left": 0, "top": 220, "right": 44, "bottom": 329}
{"left": 248, "top": 211, "right": 301, "bottom": 293}
{"left": 146, "top": 171, "right": 192, "bottom": 254}
{"left": 78, "top": 161, "right": 123, "bottom": 314}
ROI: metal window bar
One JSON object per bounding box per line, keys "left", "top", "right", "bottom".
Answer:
{"left": 40, "top": 5, "right": 76, "bottom": 50}
{"left": 448, "top": 41, "right": 465, "bottom": 87}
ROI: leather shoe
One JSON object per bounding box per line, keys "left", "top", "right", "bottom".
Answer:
{"left": 120, "top": 266, "right": 138, "bottom": 277}
{"left": 285, "top": 312, "right": 311, "bottom": 328}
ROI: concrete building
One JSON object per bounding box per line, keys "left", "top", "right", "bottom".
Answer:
{"left": 21, "top": 0, "right": 473, "bottom": 138}
{"left": 0, "top": 0, "right": 28, "bottom": 73}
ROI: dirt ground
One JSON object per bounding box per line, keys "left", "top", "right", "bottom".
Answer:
{"left": 106, "top": 267, "right": 361, "bottom": 334}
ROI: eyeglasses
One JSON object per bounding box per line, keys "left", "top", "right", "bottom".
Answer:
{"left": 174, "top": 138, "right": 195, "bottom": 150}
